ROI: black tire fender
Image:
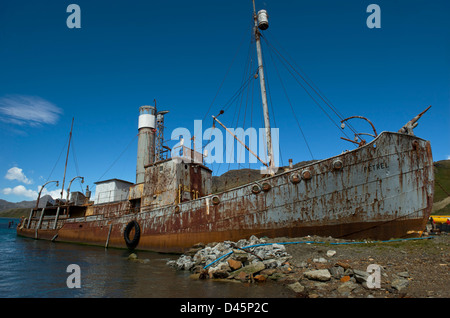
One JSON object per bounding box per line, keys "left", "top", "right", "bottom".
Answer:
{"left": 124, "top": 220, "right": 140, "bottom": 250}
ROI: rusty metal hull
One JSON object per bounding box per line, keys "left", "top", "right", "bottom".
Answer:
{"left": 17, "top": 132, "right": 434, "bottom": 253}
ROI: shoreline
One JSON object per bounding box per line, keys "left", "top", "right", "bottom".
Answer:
{"left": 168, "top": 234, "right": 450, "bottom": 298}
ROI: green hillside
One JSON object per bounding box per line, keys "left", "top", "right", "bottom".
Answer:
{"left": 0, "top": 207, "right": 30, "bottom": 219}
{"left": 432, "top": 159, "right": 450, "bottom": 214}
{"left": 434, "top": 160, "right": 450, "bottom": 202}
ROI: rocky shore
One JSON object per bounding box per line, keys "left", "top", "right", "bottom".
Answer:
{"left": 166, "top": 234, "right": 449, "bottom": 298}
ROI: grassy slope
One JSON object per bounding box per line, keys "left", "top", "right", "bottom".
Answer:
{"left": 0, "top": 208, "right": 30, "bottom": 219}
{"left": 434, "top": 160, "right": 450, "bottom": 202}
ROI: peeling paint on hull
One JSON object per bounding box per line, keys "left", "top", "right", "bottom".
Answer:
{"left": 17, "top": 132, "right": 434, "bottom": 253}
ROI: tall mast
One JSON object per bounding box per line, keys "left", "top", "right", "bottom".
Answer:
{"left": 252, "top": 0, "right": 275, "bottom": 174}
{"left": 60, "top": 117, "right": 74, "bottom": 203}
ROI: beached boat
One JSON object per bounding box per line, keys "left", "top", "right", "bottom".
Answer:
{"left": 17, "top": 2, "right": 434, "bottom": 253}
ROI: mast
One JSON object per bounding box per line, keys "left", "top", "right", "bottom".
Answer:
{"left": 252, "top": 0, "right": 275, "bottom": 174}
{"left": 60, "top": 117, "right": 74, "bottom": 203}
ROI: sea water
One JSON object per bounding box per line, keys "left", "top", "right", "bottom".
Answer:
{"left": 0, "top": 218, "right": 292, "bottom": 298}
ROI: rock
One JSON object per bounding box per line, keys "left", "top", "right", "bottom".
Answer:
{"left": 313, "top": 257, "right": 327, "bottom": 263}
{"left": 127, "top": 253, "right": 150, "bottom": 264}
{"left": 231, "top": 250, "right": 249, "bottom": 262}
{"left": 326, "top": 250, "right": 336, "bottom": 257}
{"left": 208, "top": 262, "right": 231, "bottom": 275}
{"left": 280, "top": 264, "right": 293, "bottom": 273}
{"left": 236, "top": 271, "right": 249, "bottom": 282}
{"left": 128, "top": 253, "right": 138, "bottom": 260}
{"left": 192, "top": 242, "right": 206, "bottom": 249}
{"left": 338, "top": 281, "right": 358, "bottom": 295}
{"left": 254, "top": 274, "right": 267, "bottom": 282}
{"left": 211, "top": 270, "right": 229, "bottom": 279}
{"left": 329, "top": 265, "right": 345, "bottom": 279}
{"left": 391, "top": 278, "right": 409, "bottom": 291}
{"left": 262, "top": 259, "right": 278, "bottom": 269}
{"left": 189, "top": 273, "right": 201, "bottom": 280}
{"left": 291, "top": 260, "right": 308, "bottom": 268}
{"left": 228, "top": 259, "right": 242, "bottom": 270}
{"left": 313, "top": 282, "right": 328, "bottom": 290}
{"left": 268, "top": 272, "right": 286, "bottom": 281}
{"left": 185, "top": 247, "right": 204, "bottom": 256}
{"left": 263, "top": 256, "right": 291, "bottom": 269}
{"left": 279, "top": 275, "right": 299, "bottom": 285}
{"left": 336, "top": 261, "right": 351, "bottom": 270}
{"left": 260, "top": 268, "right": 277, "bottom": 276}
{"left": 353, "top": 269, "right": 370, "bottom": 284}
{"left": 175, "top": 255, "right": 195, "bottom": 271}
{"left": 304, "top": 269, "right": 331, "bottom": 282}
{"left": 166, "top": 260, "right": 177, "bottom": 267}
{"left": 229, "top": 261, "right": 265, "bottom": 278}
{"left": 396, "top": 271, "right": 410, "bottom": 278}
{"left": 288, "top": 282, "right": 305, "bottom": 293}
{"left": 340, "top": 275, "right": 351, "bottom": 282}
{"left": 249, "top": 235, "right": 260, "bottom": 245}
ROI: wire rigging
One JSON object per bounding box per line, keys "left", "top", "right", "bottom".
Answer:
{"left": 96, "top": 134, "right": 138, "bottom": 182}
{"left": 261, "top": 33, "right": 359, "bottom": 143}
{"left": 266, "top": 40, "right": 315, "bottom": 160}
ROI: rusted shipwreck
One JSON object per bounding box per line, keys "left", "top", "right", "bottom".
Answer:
{"left": 17, "top": 3, "right": 434, "bottom": 253}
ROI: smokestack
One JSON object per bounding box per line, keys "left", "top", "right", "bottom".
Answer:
{"left": 289, "top": 159, "right": 293, "bottom": 169}
{"left": 136, "top": 105, "right": 156, "bottom": 183}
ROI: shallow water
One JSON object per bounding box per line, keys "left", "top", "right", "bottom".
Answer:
{"left": 0, "top": 218, "right": 292, "bottom": 298}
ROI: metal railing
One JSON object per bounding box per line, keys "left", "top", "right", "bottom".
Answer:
{"left": 94, "top": 189, "right": 130, "bottom": 204}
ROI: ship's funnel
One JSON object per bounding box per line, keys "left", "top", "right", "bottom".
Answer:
{"left": 136, "top": 105, "right": 156, "bottom": 184}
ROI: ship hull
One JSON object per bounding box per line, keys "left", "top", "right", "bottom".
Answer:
{"left": 18, "top": 132, "right": 434, "bottom": 253}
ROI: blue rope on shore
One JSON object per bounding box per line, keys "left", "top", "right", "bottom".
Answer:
{"left": 203, "top": 236, "right": 435, "bottom": 269}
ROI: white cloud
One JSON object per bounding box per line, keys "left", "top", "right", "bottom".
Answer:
{"left": 5, "top": 167, "right": 32, "bottom": 184}
{"left": 2, "top": 185, "right": 37, "bottom": 199}
{"left": 2, "top": 185, "right": 67, "bottom": 201}
{"left": 37, "top": 186, "right": 67, "bottom": 201}
{"left": 0, "top": 95, "right": 63, "bottom": 127}
{"left": 447, "top": 155, "right": 450, "bottom": 160}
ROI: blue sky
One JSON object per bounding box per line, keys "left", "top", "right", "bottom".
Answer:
{"left": 0, "top": 0, "right": 449, "bottom": 202}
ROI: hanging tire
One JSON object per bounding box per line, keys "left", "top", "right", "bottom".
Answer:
{"left": 124, "top": 220, "right": 140, "bottom": 250}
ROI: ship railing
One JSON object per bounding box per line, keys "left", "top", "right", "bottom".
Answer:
{"left": 94, "top": 189, "right": 130, "bottom": 205}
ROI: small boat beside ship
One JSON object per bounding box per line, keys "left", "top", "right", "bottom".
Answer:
{"left": 17, "top": 2, "right": 434, "bottom": 253}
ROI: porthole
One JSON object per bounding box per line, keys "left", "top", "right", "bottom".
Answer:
{"left": 212, "top": 196, "right": 220, "bottom": 205}
{"left": 252, "top": 184, "right": 262, "bottom": 194}
{"left": 262, "top": 183, "right": 271, "bottom": 192}
{"left": 290, "top": 173, "right": 300, "bottom": 184}
{"left": 301, "top": 169, "right": 312, "bottom": 180}
{"left": 332, "top": 159, "right": 343, "bottom": 170}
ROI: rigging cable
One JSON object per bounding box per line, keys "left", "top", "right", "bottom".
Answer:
{"left": 200, "top": 24, "right": 250, "bottom": 123}
{"left": 70, "top": 138, "right": 84, "bottom": 192}
{"left": 96, "top": 133, "right": 138, "bottom": 183}
{"left": 45, "top": 139, "right": 67, "bottom": 183}
{"left": 261, "top": 34, "right": 359, "bottom": 143}
{"left": 264, "top": 30, "right": 360, "bottom": 135}
{"left": 266, "top": 41, "right": 314, "bottom": 160}
{"left": 265, "top": 30, "right": 353, "bottom": 124}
